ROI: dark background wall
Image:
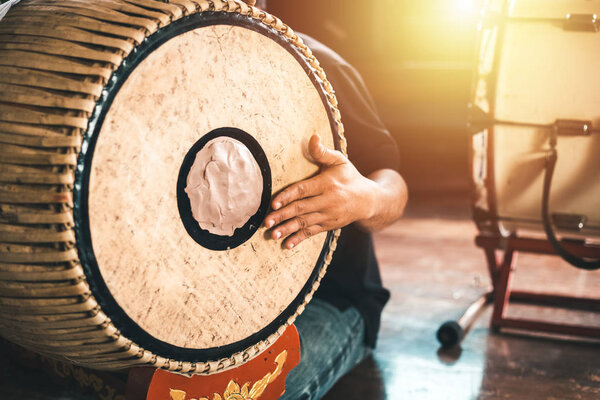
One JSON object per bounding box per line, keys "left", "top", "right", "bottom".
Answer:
{"left": 269, "top": 0, "right": 481, "bottom": 195}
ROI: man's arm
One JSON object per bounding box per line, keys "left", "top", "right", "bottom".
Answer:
{"left": 356, "top": 167, "right": 407, "bottom": 232}
{"left": 265, "top": 134, "right": 408, "bottom": 249}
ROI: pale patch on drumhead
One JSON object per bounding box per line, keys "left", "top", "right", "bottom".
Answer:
{"left": 185, "top": 137, "right": 263, "bottom": 237}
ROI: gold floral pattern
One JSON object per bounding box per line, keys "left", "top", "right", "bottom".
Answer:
{"left": 170, "top": 351, "right": 287, "bottom": 400}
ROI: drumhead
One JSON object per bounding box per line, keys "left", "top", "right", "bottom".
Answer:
{"left": 74, "top": 13, "right": 341, "bottom": 363}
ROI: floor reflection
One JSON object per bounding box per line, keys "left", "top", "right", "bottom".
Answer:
{"left": 477, "top": 330, "right": 600, "bottom": 399}
{"left": 323, "top": 355, "right": 386, "bottom": 400}
{"left": 372, "top": 322, "right": 487, "bottom": 400}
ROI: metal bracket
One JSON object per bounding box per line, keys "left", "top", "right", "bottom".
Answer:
{"left": 467, "top": 103, "right": 492, "bottom": 134}
{"left": 552, "top": 213, "right": 587, "bottom": 232}
{"left": 466, "top": 110, "right": 596, "bottom": 137}
{"left": 564, "top": 13, "right": 599, "bottom": 32}
{"left": 554, "top": 119, "right": 593, "bottom": 136}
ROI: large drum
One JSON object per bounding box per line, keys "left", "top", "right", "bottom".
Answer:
{"left": 471, "top": 0, "right": 600, "bottom": 268}
{"left": 0, "top": 0, "right": 345, "bottom": 373}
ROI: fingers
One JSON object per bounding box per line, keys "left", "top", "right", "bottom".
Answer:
{"left": 262, "top": 134, "right": 347, "bottom": 249}
{"left": 265, "top": 198, "right": 330, "bottom": 249}
{"left": 269, "top": 212, "right": 324, "bottom": 241}
{"left": 265, "top": 197, "right": 322, "bottom": 229}
{"left": 283, "top": 225, "right": 325, "bottom": 249}
{"left": 308, "top": 134, "right": 346, "bottom": 168}
{"left": 270, "top": 135, "right": 345, "bottom": 211}
{"left": 271, "top": 175, "right": 324, "bottom": 211}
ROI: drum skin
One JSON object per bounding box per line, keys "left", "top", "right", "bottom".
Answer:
{"left": 0, "top": 0, "right": 345, "bottom": 374}
{"left": 472, "top": 0, "right": 600, "bottom": 240}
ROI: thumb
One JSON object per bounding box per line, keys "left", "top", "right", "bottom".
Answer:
{"left": 308, "top": 134, "right": 345, "bottom": 167}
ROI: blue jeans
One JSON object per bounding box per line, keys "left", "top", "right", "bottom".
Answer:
{"left": 280, "top": 299, "right": 370, "bottom": 400}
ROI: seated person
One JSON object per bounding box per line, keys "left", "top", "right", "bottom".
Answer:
{"left": 256, "top": 1, "right": 409, "bottom": 398}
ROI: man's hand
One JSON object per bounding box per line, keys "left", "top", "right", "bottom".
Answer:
{"left": 265, "top": 134, "right": 407, "bottom": 249}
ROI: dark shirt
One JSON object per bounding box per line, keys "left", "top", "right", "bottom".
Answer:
{"left": 299, "top": 34, "right": 400, "bottom": 348}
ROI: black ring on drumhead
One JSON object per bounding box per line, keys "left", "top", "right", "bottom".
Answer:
{"left": 176, "top": 127, "right": 272, "bottom": 251}
{"left": 74, "top": 11, "right": 341, "bottom": 364}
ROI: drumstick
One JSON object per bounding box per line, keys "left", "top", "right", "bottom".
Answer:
{"left": 436, "top": 291, "right": 493, "bottom": 348}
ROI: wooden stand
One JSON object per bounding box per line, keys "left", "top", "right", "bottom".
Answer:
{"left": 438, "top": 234, "right": 600, "bottom": 347}
{"left": 476, "top": 235, "right": 600, "bottom": 337}
{"left": 126, "top": 325, "right": 301, "bottom": 400}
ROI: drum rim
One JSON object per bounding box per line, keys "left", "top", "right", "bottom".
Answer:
{"left": 72, "top": 11, "right": 341, "bottom": 363}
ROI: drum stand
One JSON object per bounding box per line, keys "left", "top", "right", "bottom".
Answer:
{"left": 437, "top": 234, "right": 600, "bottom": 347}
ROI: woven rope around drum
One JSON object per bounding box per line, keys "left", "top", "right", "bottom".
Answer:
{"left": 0, "top": 0, "right": 345, "bottom": 374}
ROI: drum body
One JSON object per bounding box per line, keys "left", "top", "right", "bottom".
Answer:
{"left": 472, "top": 0, "right": 600, "bottom": 240}
{"left": 0, "top": 0, "right": 345, "bottom": 373}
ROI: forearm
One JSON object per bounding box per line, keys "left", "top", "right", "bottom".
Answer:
{"left": 355, "top": 169, "right": 408, "bottom": 232}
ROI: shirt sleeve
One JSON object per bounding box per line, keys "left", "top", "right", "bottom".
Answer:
{"left": 300, "top": 34, "right": 400, "bottom": 176}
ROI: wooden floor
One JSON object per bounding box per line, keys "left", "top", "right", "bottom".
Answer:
{"left": 324, "top": 194, "right": 600, "bottom": 400}
{"left": 1, "top": 194, "right": 599, "bottom": 399}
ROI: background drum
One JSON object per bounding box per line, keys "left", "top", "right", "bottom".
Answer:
{"left": 0, "top": 0, "right": 345, "bottom": 373}
{"left": 471, "top": 0, "right": 600, "bottom": 269}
